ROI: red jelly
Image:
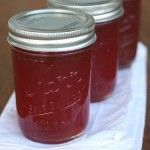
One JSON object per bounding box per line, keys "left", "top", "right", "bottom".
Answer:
{"left": 8, "top": 9, "right": 96, "bottom": 143}
{"left": 49, "top": 0, "right": 124, "bottom": 101}
{"left": 92, "top": 20, "right": 120, "bottom": 101}
{"left": 119, "top": 0, "right": 141, "bottom": 68}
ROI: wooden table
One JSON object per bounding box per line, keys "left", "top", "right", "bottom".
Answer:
{"left": 0, "top": 0, "right": 149, "bottom": 149}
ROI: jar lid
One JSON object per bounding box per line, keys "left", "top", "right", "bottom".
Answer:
{"left": 8, "top": 9, "right": 96, "bottom": 52}
{"left": 48, "top": 0, "right": 124, "bottom": 23}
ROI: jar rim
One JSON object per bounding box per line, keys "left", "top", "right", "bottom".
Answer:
{"left": 8, "top": 8, "right": 96, "bottom": 52}
{"left": 48, "top": 0, "right": 124, "bottom": 23}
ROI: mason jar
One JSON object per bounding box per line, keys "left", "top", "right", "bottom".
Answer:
{"left": 8, "top": 8, "right": 96, "bottom": 143}
{"left": 119, "top": 0, "right": 141, "bottom": 68}
{"left": 48, "top": 0, "right": 124, "bottom": 102}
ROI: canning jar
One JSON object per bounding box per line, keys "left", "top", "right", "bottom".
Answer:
{"left": 8, "top": 9, "right": 96, "bottom": 143}
{"left": 49, "top": 0, "right": 124, "bottom": 102}
{"left": 119, "top": 0, "right": 141, "bottom": 68}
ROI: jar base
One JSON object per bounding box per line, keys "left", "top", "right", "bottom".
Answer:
{"left": 21, "top": 128, "right": 86, "bottom": 144}
{"left": 91, "top": 79, "right": 116, "bottom": 103}
{"left": 91, "top": 90, "right": 114, "bottom": 103}
{"left": 119, "top": 60, "right": 133, "bottom": 69}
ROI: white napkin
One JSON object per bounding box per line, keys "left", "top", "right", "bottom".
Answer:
{"left": 0, "top": 42, "right": 147, "bottom": 150}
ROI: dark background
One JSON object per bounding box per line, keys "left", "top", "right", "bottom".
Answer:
{"left": 0, "top": 0, "right": 150, "bottom": 149}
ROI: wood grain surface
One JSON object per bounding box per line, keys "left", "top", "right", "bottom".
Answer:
{"left": 0, "top": 0, "right": 149, "bottom": 149}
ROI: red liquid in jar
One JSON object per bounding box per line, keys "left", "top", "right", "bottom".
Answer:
{"left": 12, "top": 47, "right": 92, "bottom": 143}
{"left": 119, "top": 0, "right": 141, "bottom": 68}
{"left": 91, "top": 19, "right": 119, "bottom": 102}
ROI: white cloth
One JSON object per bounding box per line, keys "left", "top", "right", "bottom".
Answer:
{"left": 0, "top": 43, "right": 147, "bottom": 150}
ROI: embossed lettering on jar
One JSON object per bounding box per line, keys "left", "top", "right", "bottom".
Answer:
{"left": 119, "top": 0, "right": 141, "bottom": 68}
{"left": 49, "top": 0, "right": 124, "bottom": 102}
{"left": 7, "top": 9, "right": 96, "bottom": 143}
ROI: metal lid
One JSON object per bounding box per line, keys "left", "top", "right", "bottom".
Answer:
{"left": 48, "top": 0, "right": 124, "bottom": 23}
{"left": 8, "top": 9, "right": 96, "bottom": 52}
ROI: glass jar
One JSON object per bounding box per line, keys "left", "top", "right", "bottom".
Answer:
{"left": 8, "top": 9, "right": 96, "bottom": 143}
{"left": 49, "top": 0, "right": 124, "bottom": 102}
{"left": 119, "top": 0, "right": 141, "bottom": 68}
